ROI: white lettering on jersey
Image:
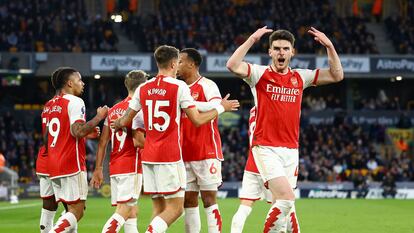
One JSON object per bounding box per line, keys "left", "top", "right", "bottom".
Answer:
{"left": 148, "top": 88, "right": 167, "bottom": 96}
{"left": 266, "top": 84, "right": 299, "bottom": 103}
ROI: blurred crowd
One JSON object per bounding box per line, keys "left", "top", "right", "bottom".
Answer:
{"left": 384, "top": 0, "right": 414, "bottom": 54}
{"left": 0, "top": 0, "right": 118, "bottom": 52}
{"left": 129, "top": 0, "right": 378, "bottom": 54}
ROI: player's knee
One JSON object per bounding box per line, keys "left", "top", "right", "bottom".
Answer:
{"left": 201, "top": 192, "right": 217, "bottom": 207}
{"left": 117, "top": 204, "right": 133, "bottom": 218}
{"left": 43, "top": 197, "right": 58, "bottom": 211}
{"left": 273, "top": 190, "right": 295, "bottom": 201}
{"left": 184, "top": 194, "right": 199, "bottom": 208}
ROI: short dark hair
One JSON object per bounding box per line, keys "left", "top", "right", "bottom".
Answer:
{"left": 51, "top": 67, "right": 78, "bottom": 90}
{"left": 124, "top": 70, "right": 149, "bottom": 92}
{"left": 154, "top": 45, "right": 179, "bottom": 69}
{"left": 180, "top": 48, "right": 202, "bottom": 67}
{"left": 269, "top": 30, "right": 295, "bottom": 48}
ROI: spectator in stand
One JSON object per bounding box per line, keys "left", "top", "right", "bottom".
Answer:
{"left": 382, "top": 173, "right": 397, "bottom": 198}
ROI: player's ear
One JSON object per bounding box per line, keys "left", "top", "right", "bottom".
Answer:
{"left": 171, "top": 59, "right": 177, "bottom": 69}
{"left": 292, "top": 47, "right": 295, "bottom": 57}
{"left": 66, "top": 79, "right": 73, "bottom": 88}
{"left": 268, "top": 48, "right": 272, "bottom": 57}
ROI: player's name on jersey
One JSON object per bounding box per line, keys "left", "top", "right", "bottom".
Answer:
{"left": 109, "top": 108, "right": 126, "bottom": 119}
{"left": 42, "top": 106, "right": 50, "bottom": 114}
{"left": 50, "top": 106, "right": 63, "bottom": 113}
{"left": 148, "top": 88, "right": 167, "bottom": 96}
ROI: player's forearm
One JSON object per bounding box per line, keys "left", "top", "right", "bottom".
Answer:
{"left": 115, "top": 108, "right": 136, "bottom": 129}
{"left": 192, "top": 109, "right": 219, "bottom": 127}
{"left": 95, "top": 128, "right": 109, "bottom": 168}
{"left": 326, "top": 46, "right": 344, "bottom": 82}
{"left": 226, "top": 37, "right": 255, "bottom": 72}
{"left": 71, "top": 115, "right": 103, "bottom": 138}
{"left": 195, "top": 100, "right": 221, "bottom": 112}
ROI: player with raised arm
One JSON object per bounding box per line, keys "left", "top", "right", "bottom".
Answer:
{"left": 112, "top": 45, "right": 239, "bottom": 233}
{"left": 90, "top": 70, "right": 148, "bottom": 233}
{"left": 231, "top": 107, "right": 272, "bottom": 233}
{"left": 178, "top": 48, "right": 224, "bottom": 233}
{"left": 226, "top": 27, "right": 344, "bottom": 232}
{"left": 46, "top": 67, "right": 108, "bottom": 233}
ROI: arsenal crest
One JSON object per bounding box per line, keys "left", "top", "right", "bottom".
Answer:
{"left": 192, "top": 92, "right": 199, "bottom": 100}
{"left": 290, "top": 76, "right": 298, "bottom": 87}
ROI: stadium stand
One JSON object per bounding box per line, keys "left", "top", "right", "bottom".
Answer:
{"left": 130, "top": 0, "right": 378, "bottom": 54}
{"left": 0, "top": 0, "right": 118, "bottom": 52}
{"left": 384, "top": 0, "right": 414, "bottom": 54}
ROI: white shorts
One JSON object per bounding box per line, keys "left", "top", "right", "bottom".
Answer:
{"left": 143, "top": 162, "right": 186, "bottom": 199}
{"left": 38, "top": 175, "right": 54, "bottom": 199}
{"left": 239, "top": 171, "right": 272, "bottom": 203}
{"left": 185, "top": 159, "right": 222, "bottom": 192}
{"left": 51, "top": 171, "right": 88, "bottom": 204}
{"left": 252, "top": 146, "right": 299, "bottom": 189}
{"left": 111, "top": 173, "right": 142, "bottom": 206}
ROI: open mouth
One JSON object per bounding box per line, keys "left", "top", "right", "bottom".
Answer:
{"left": 277, "top": 58, "right": 285, "bottom": 65}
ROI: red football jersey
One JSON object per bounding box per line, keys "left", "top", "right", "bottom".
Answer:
{"left": 47, "top": 94, "right": 86, "bottom": 179}
{"left": 245, "top": 107, "right": 259, "bottom": 174}
{"left": 35, "top": 98, "right": 56, "bottom": 176}
{"left": 105, "top": 97, "right": 143, "bottom": 176}
{"left": 129, "top": 75, "right": 195, "bottom": 163}
{"left": 245, "top": 64, "right": 319, "bottom": 149}
{"left": 181, "top": 77, "right": 223, "bottom": 162}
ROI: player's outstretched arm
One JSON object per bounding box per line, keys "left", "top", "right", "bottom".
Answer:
{"left": 184, "top": 94, "right": 239, "bottom": 127}
{"left": 111, "top": 107, "right": 138, "bottom": 131}
{"left": 308, "top": 27, "right": 344, "bottom": 85}
{"left": 90, "top": 124, "right": 110, "bottom": 189}
{"left": 71, "top": 106, "right": 108, "bottom": 138}
{"left": 226, "top": 26, "right": 273, "bottom": 78}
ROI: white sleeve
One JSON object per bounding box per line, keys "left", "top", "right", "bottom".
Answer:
{"left": 295, "top": 68, "right": 320, "bottom": 89}
{"left": 103, "top": 117, "right": 109, "bottom": 126}
{"left": 202, "top": 79, "right": 222, "bottom": 101}
{"left": 129, "top": 85, "right": 142, "bottom": 111}
{"left": 67, "top": 96, "right": 86, "bottom": 125}
{"left": 194, "top": 99, "right": 221, "bottom": 112}
{"left": 179, "top": 82, "right": 196, "bottom": 109}
{"left": 242, "top": 63, "right": 266, "bottom": 87}
{"left": 132, "top": 110, "right": 145, "bottom": 130}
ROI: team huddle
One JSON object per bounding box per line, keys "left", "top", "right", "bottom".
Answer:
{"left": 36, "top": 27, "right": 343, "bottom": 233}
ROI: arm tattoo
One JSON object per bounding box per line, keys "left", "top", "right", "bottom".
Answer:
{"left": 117, "top": 108, "right": 134, "bottom": 128}
{"left": 71, "top": 116, "right": 101, "bottom": 138}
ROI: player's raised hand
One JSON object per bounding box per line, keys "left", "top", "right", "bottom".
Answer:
{"left": 90, "top": 168, "right": 104, "bottom": 189}
{"left": 308, "top": 27, "right": 333, "bottom": 48}
{"left": 250, "top": 26, "right": 273, "bottom": 43}
{"left": 96, "top": 105, "right": 109, "bottom": 120}
{"left": 221, "top": 94, "right": 240, "bottom": 111}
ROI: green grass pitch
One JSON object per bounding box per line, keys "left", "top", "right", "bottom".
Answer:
{"left": 1, "top": 197, "right": 414, "bottom": 232}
